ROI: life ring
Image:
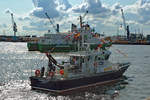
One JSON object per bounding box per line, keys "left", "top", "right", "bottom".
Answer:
{"left": 35, "top": 69, "right": 40, "bottom": 76}
{"left": 60, "top": 69, "right": 64, "bottom": 75}
{"left": 48, "top": 72, "right": 54, "bottom": 77}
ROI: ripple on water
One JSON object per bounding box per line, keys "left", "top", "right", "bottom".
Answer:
{"left": 0, "top": 80, "right": 128, "bottom": 100}
{"left": 0, "top": 43, "right": 150, "bottom": 100}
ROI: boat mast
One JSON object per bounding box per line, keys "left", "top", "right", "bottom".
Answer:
{"left": 79, "top": 11, "right": 88, "bottom": 51}
{"left": 80, "top": 11, "right": 88, "bottom": 29}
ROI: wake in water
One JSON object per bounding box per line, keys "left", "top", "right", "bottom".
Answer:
{"left": 0, "top": 78, "right": 129, "bottom": 100}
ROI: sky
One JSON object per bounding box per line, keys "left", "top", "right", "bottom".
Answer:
{"left": 0, "top": 0, "right": 150, "bottom": 36}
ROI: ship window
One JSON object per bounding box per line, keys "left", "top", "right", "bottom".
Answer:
{"left": 95, "top": 56, "right": 97, "bottom": 60}
{"left": 98, "top": 57, "right": 101, "bottom": 60}
{"left": 87, "top": 56, "right": 90, "bottom": 61}
{"left": 81, "top": 57, "right": 84, "bottom": 63}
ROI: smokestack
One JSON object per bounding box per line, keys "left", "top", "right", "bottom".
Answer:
{"left": 56, "top": 24, "right": 59, "bottom": 33}
{"left": 71, "top": 23, "right": 77, "bottom": 32}
{"left": 126, "top": 25, "right": 130, "bottom": 40}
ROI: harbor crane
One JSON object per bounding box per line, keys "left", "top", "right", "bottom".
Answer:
{"left": 45, "top": 13, "right": 59, "bottom": 33}
{"left": 80, "top": 10, "right": 88, "bottom": 28}
{"left": 11, "top": 13, "right": 17, "bottom": 37}
{"left": 121, "top": 9, "right": 130, "bottom": 40}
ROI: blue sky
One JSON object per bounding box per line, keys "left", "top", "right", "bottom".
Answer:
{"left": 0, "top": 0, "right": 33, "bottom": 25}
{"left": 0, "top": 0, "right": 33, "bottom": 13}
{"left": 0, "top": 0, "right": 150, "bottom": 36}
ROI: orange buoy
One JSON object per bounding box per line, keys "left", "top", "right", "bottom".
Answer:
{"left": 60, "top": 69, "right": 64, "bottom": 75}
{"left": 35, "top": 69, "right": 40, "bottom": 77}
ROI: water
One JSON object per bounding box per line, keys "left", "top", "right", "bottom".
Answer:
{"left": 0, "top": 42, "right": 150, "bottom": 100}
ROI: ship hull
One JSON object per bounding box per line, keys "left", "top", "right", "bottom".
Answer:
{"left": 38, "top": 44, "right": 77, "bottom": 53}
{"left": 38, "top": 44, "right": 101, "bottom": 53}
{"left": 27, "top": 42, "right": 39, "bottom": 51}
{"left": 30, "top": 64, "right": 129, "bottom": 94}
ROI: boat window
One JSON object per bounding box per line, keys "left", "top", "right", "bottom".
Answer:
{"left": 95, "top": 56, "right": 97, "bottom": 60}
{"left": 70, "top": 56, "right": 76, "bottom": 65}
{"left": 98, "top": 57, "right": 102, "bottom": 60}
{"left": 81, "top": 57, "right": 84, "bottom": 63}
{"left": 87, "top": 56, "right": 90, "bottom": 61}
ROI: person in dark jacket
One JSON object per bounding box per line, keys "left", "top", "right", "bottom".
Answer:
{"left": 40, "top": 67, "right": 45, "bottom": 77}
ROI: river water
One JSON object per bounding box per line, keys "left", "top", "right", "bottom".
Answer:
{"left": 0, "top": 42, "right": 149, "bottom": 100}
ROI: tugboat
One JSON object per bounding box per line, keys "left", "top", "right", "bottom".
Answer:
{"left": 30, "top": 50, "right": 130, "bottom": 94}
{"left": 30, "top": 37, "right": 130, "bottom": 94}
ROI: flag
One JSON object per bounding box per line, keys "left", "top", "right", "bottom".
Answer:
{"left": 100, "top": 39, "right": 105, "bottom": 44}
{"left": 98, "top": 44, "right": 102, "bottom": 48}
{"left": 74, "top": 33, "right": 80, "bottom": 39}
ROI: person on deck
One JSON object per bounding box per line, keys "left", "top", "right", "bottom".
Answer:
{"left": 40, "top": 67, "right": 45, "bottom": 77}
{"left": 46, "top": 53, "right": 56, "bottom": 70}
{"left": 45, "top": 53, "right": 56, "bottom": 77}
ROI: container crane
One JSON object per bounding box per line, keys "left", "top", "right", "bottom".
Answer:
{"left": 11, "top": 13, "right": 17, "bottom": 37}
{"left": 121, "top": 9, "right": 130, "bottom": 40}
{"left": 45, "top": 13, "right": 59, "bottom": 33}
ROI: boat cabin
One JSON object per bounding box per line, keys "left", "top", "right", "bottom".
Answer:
{"left": 65, "top": 51, "right": 113, "bottom": 75}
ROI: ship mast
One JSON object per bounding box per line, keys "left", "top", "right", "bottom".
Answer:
{"left": 80, "top": 11, "right": 88, "bottom": 29}
{"left": 78, "top": 11, "right": 89, "bottom": 51}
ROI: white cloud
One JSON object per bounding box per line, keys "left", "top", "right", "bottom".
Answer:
{"left": 18, "top": 16, "right": 31, "bottom": 21}
{"left": 0, "top": 24, "right": 7, "bottom": 28}
{"left": 5, "top": 0, "right": 150, "bottom": 35}
{"left": 71, "top": 0, "right": 111, "bottom": 18}
{"left": 5, "top": 8, "right": 13, "bottom": 14}
{"left": 55, "top": 0, "right": 71, "bottom": 11}
{"left": 125, "top": 0, "right": 150, "bottom": 24}
{"left": 24, "top": 0, "right": 125, "bottom": 34}
{"left": 30, "top": 0, "right": 71, "bottom": 18}
{"left": 30, "top": 0, "right": 59, "bottom": 18}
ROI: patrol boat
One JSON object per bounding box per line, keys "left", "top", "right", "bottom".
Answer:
{"left": 29, "top": 43, "right": 130, "bottom": 94}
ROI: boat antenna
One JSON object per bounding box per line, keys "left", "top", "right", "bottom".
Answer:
{"left": 79, "top": 10, "right": 88, "bottom": 28}
{"left": 45, "top": 12, "right": 59, "bottom": 33}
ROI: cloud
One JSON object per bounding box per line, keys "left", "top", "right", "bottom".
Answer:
{"left": 111, "top": 3, "right": 122, "bottom": 15}
{"left": 137, "top": 1, "right": 150, "bottom": 24}
{"left": 0, "top": 24, "right": 7, "bottom": 28}
{"left": 30, "top": 0, "right": 71, "bottom": 18}
{"left": 22, "top": 20, "right": 49, "bottom": 32}
{"left": 71, "top": 0, "right": 110, "bottom": 17}
{"left": 7, "top": 0, "right": 150, "bottom": 35}
{"left": 20, "top": 0, "right": 123, "bottom": 33}
{"left": 22, "top": 26, "right": 48, "bottom": 32}
{"left": 5, "top": 8, "right": 13, "bottom": 14}
{"left": 55, "top": 0, "right": 72, "bottom": 11}
{"left": 125, "top": 0, "right": 150, "bottom": 25}
{"left": 18, "top": 16, "right": 31, "bottom": 21}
